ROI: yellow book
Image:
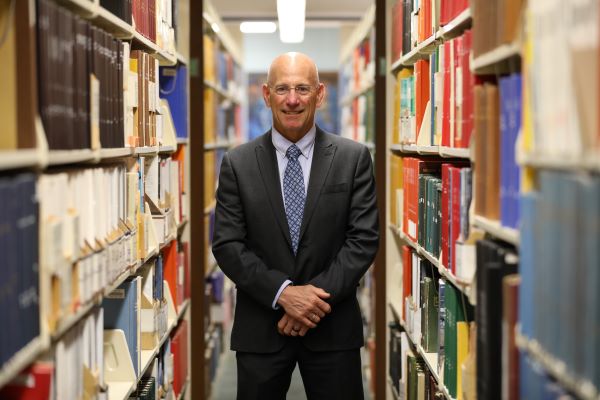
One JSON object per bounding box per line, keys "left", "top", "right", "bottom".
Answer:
{"left": 204, "top": 89, "right": 216, "bottom": 145}
{"left": 393, "top": 71, "right": 401, "bottom": 144}
{"left": 203, "top": 34, "right": 215, "bottom": 83}
{"left": 456, "top": 321, "right": 470, "bottom": 400}
{"left": 0, "top": 0, "right": 18, "bottom": 150}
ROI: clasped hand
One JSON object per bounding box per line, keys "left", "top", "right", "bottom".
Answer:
{"left": 276, "top": 284, "right": 331, "bottom": 337}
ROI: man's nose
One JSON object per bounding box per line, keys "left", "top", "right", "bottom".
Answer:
{"left": 285, "top": 91, "right": 300, "bottom": 105}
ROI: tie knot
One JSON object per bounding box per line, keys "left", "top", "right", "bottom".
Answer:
{"left": 286, "top": 144, "right": 302, "bottom": 161}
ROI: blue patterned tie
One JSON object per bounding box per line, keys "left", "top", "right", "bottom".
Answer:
{"left": 283, "top": 144, "right": 306, "bottom": 255}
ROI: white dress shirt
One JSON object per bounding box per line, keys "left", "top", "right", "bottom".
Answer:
{"left": 270, "top": 125, "right": 316, "bottom": 309}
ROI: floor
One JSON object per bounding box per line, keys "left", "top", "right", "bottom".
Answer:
{"left": 210, "top": 348, "right": 373, "bottom": 400}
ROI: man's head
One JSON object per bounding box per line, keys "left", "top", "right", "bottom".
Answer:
{"left": 263, "top": 52, "right": 325, "bottom": 142}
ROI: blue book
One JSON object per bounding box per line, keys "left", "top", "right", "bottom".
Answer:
{"left": 3, "top": 177, "right": 20, "bottom": 365}
{"left": 159, "top": 65, "right": 189, "bottom": 139}
{"left": 153, "top": 255, "right": 164, "bottom": 301}
{"left": 15, "top": 174, "right": 40, "bottom": 352}
{"left": 509, "top": 74, "right": 522, "bottom": 229}
{"left": 558, "top": 174, "right": 579, "bottom": 372}
{"left": 103, "top": 277, "right": 140, "bottom": 376}
{"left": 430, "top": 51, "right": 436, "bottom": 145}
{"left": 537, "top": 172, "right": 561, "bottom": 354}
{"left": 499, "top": 76, "right": 511, "bottom": 228}
{"left": 518, "top": 193, "right": 537, "bottom": 339}
{"left": 437, "top": 279, "right": 446, "bottom": 377}
{"left": 582, "top": 175, "right": 600, "bottom": 386}
{"left": 0, "top": 178, "right": 11, "bottom": 365}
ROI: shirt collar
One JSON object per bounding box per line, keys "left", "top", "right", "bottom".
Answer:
{"left": 271, "top": 125, "right": 316, "bottom": 159}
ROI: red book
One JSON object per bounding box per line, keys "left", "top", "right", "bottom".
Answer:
{"left": 461, "top": 30, "right": 475, "bottom": 149}
{"left": 440, "top": 0, "right": 450, "bottom": 26}
{"left": 453, "top": 37, "right": 461, "bottom": 147}
{"left": 182, "top": 242, "right": 191, "bottom": 300}
{"left": 402, "top": 157, "right": 412, "bottom": 239}
{"left": 148, "top": 0, "right": 156, "bottom": 42}
{"left": 441, "top": 41, "right": 451, "bottom": 146}
{"left": 171, "top": 320, "right": 189, "bottom": 397}
{"left": 450, "top": 166, "right": 462, "bottom": 274}
{"left": 404, "top": 158, "right": 442, "bottom": 242}
{"left": 441, "top": 164, "right": 452, "bottom": 269}
{"left": 402, "top": 245, "right": 413, "bottom": 321}
{"left": 0, "top": 362, "right": 54, "bottom": 400}
{"left": 132, "top": 0, "right": 140, "bottom": 32}
{"left": 163, "top": 240, "right": 180, "bottom": 310}
{"left": 415, "top": 59, "right": 430, "bottom": 140}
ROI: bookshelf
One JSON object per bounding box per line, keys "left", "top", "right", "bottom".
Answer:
{"left": 339, "top": 4, "right": 376, "bottom": 149}
{"left": 194, "top": 0, "right": 245, "bottom": 397}
{"left": 0, "top": 0, "right": 194, "bottom": 398}
{"left": 385, "top": 0, "right": 491, "bottom": 398}
{"left": 387, "top": 0, "right": 600, "bottom": 399}
{"left": 338, "top": 6, "right": 380, "bottom": 396}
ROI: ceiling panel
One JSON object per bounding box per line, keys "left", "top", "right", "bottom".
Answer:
{"left": 213, "top": 0, "right": 373, "bottom": 20}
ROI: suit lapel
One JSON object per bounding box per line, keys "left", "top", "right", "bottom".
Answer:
{"left": 255, "top": 131, "right": 293, "bottom": 248}
{"left": 299, "top": 128, "right": 336, "bottom": 242}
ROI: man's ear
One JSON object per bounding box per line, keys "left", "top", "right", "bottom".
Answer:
{"left": 262, "top": 84, "right": 272, "bottom": 108}
{"left": 315, "top": 83, "right": 326, "bottom": 108}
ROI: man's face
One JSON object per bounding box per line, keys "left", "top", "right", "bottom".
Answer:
{"left": 262, "top": 57, "right": 325, "bottom": 141}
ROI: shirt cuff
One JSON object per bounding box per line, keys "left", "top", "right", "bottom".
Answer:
{"left": 272, "top": 279, "right": 293, "bottom": 310}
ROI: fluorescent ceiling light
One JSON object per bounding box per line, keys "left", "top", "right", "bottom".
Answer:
{"left": 240, "top": 21, "right": 277, "bottom": 34}
{"left": 277, "top": 0, "right": 306, "bottom": 43}
{"left": 211, "top": 22, "right": 220, "bottom": 33}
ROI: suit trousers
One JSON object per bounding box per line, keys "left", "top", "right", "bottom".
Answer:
{"left": 236, "top": 337, "right": 365, "bottom": 400}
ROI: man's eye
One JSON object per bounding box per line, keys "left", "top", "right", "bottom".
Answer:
{"left": 296, "top": 86, "right": 310, "bottom": 94}
{"left": 275, "top": 86, "right": 289, "bottom": 94}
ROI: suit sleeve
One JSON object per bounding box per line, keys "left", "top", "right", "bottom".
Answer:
{"left": 308, "top": 146, "right": 380, "bottom": 305}
{"left": 212, "top": 153, "right": 290, "bottom": 309}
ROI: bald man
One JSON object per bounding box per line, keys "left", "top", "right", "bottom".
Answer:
{"left": 212, "top": 52, "right": 379, "bottom": 400}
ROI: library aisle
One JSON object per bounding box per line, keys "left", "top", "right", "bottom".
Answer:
{"left": 1, "top": 0, "right": 599, "bottom": 399}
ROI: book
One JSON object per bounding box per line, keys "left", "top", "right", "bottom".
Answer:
{"left": 103, "top": 277, "right": 142, "bottom": 377}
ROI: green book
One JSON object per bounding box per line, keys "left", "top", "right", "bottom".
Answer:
{"left": 422, "top": 277, "right": 439, "bottom": 353}
{"left": 407, "top": 352, "right": 418, "bottom": 400}
{"left": 433, "top": 179, "right": 442, "bottom": 258}
{"left": 444, "top": 284, "right": 473, "bottom": 398}
{"left": 418, "top": 174, "right": 428, "bottom": 247}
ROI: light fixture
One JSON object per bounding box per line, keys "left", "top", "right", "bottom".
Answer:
{"left": 277, "top": 0, "right": 306, "bottom": 43}
{"left": 211, "top": 22, "right": 220, "bottom": 33}
{"left": 240, "top": 21, "right": 277, "bottom": 34}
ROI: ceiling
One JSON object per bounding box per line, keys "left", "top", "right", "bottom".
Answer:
{"left": 212, "top": 0, "right": 373, "bottom": 22}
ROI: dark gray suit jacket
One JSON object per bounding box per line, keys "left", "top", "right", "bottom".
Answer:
{"left": 212, "top": 127, "right": 379, "bottom": 353}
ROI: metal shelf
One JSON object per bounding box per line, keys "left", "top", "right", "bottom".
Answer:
{"left": 390, "top": 143, "right": 450, "bottom": 156}
{"left": 0, "top": 335, "right": 49, "bottom": 389}
{"left": 107, "top": 381, "right": 135, "bottom": 400}
{"left": 439, "top": 146, "right": 470, "bottom": 159}
{"left": 390, "top": 34, "right": 439, "bottom": 71}
{"left": 518, "top": 153, "right": 600, "bottom": 173}
{"left": 204, "top": 141, "right": 232, "bottom": 151}
{"left": 48, "top": 149, "right": 96, "bottom": 166}
{"left": 516, "top": 330, "right": 599, "bottom": 400}
{"left": 389, "top": 225, "right": 475, "bottom": 305}
{"left": 135, "top": 146, "right": 159, "bottom": 156}
{"left": 159, "top": 145, "right": 177, "bottom": 154}
{"left": 436, "top": 8, "right": 472, "bottom": 40}
{"left": 391, "top": 315, "right": 455, "bottom": 400}
{"left": 0, "top": 149, "right": 42, "bottom": 171}
{"left": 204, "top": 80, "right": 243, "bottom": 104}
{"left": 473, "top": 215, "right": 519, "bottom": 246}
{"left": 176, "top": 52, "right": 188, "bottom": 65}
{"left": 99, "top": 147, "right": 134, "bottom": 160}
{"left": 471, "top": 42, "right": 521, "bottom": 75}
{"left": 340, "top": 80, "right": 375, "bottom": 107}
